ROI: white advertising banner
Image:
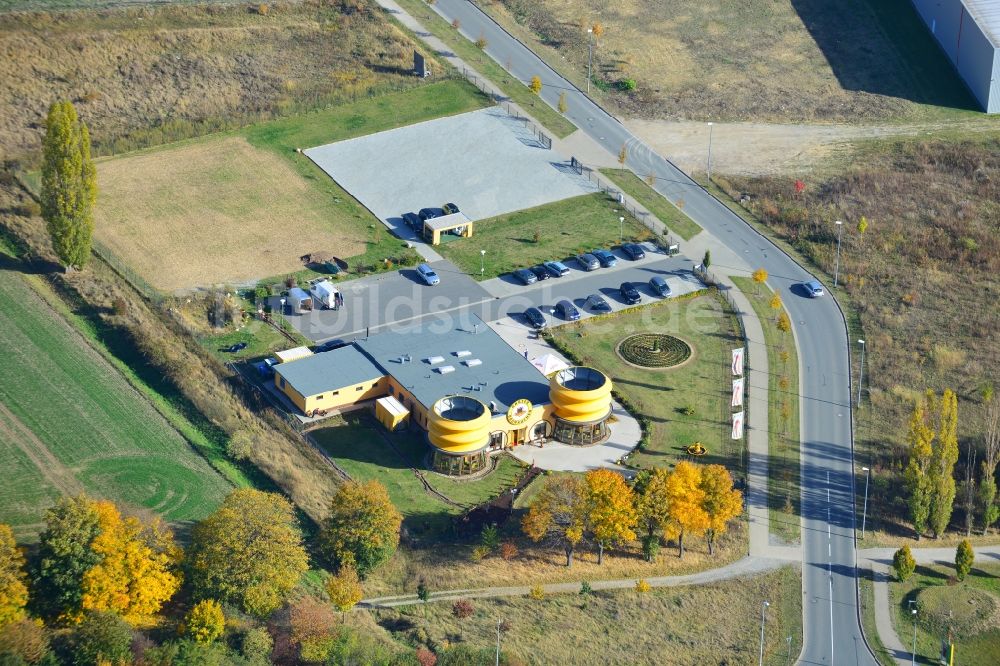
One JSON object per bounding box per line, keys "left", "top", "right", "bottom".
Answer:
{"left": 731, "top": 411, "right": 744, "bottom": 440}
{"left": 732, "top": 347, "right": 745, "bottom": 376}
{"left": 732, "top": 377, "right": 744, "bottom": 408}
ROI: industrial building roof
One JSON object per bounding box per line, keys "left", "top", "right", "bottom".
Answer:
{"left": 275, "top": 345, "right": 384, "bottom": 397}
{"left": 964, "top": 0, "right": 1000, "bottom": 47}
{"left": 356, "top": 317, "right": 551, "bottom": 413}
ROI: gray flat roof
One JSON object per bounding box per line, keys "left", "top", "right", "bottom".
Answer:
{"left": 275, "top": 345, "right": 384, "bottom": 398}
{"left": 356, "top": 317, "right": 551, "bottom": 413}
{"left": 964, "top": 0, "right": 1000, "bottom": 47}
{"left": 425, "top": 212, "right": 471, "bottom": 231}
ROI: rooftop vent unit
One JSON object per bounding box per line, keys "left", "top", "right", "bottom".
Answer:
{"left": 463, "top": 359, "right": 483, "bottom": 367}
{"left": 454, "top": 350, "right": 472, "bottom": 357}
{"left": 473, "top": 385, "right": 482, "bottom": 391}
{"left": 489, "top": 401, "right": 498, "bottom": 413}
{"left": 436, "top": 365, "right": 455, "bottom": 374}
{"left": 425, "top": 355, "right": 445, "bottom": 365}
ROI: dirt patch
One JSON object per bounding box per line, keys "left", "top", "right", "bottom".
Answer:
{"left": 95, "top": 136, "right": 365, "bottom": 291}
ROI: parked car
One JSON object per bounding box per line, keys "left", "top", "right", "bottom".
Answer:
{"left": 402, "top": 212, "right": 422, "bottom": 230}
{"left": 226, "top": 341, "right": 248, "bottom": 353}
{"left": 524, "top": 307, "right": 547, "bottom": 329}
{"left": 442, "top": 202, "right": 460, "bottom": 215}
{"left": 416, "top": 263, "right": 440, "bottom": 286}
{"left": 575, "top": 253, "right": 600, "bottom": 271}
{"left": 418, "top": 207, "right": 442, "bottom": 221}
{"left": 316, "top": 339, "right": 349, "bottom": 352}
{"left": 530, "top": 264, "right": 551, "bottom": 281}
{"left": 803, "top": 280, "right": 824, "bottom": 298}
{"left": 592, "top": 248, "right": 618, "bottom": 268}
{"left": 254, "top": 357, "right": 278, "bottom": 377}
{"left": 543, "top": 261, "right": 570, "bottom": 277}
{"left": 621, "top": 243, "right": 646, "bottom": 260}
{"left": 649, "top": 276, "right": 671, "bottom": 297}
{"left": 513, "top": 268, "right": 538, "bottom": 285}
{"left": 555, "top": 299, "right": 581, "bottom": 321}
{"left": 619, "top": 281, "right": 641, "bottom": 305}
{"left": 584, "top": 293, "right": 612, "bottom": 313}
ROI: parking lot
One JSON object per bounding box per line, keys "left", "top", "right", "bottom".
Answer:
{"left": 277, "top": 243, "right": 703, "bottom": 343}
{"left": 303, "top": 107, "right": 596, "bottom": 224}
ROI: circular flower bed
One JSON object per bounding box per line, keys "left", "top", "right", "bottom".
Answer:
{"left": 617, "top": 334, "right": 692, "bottom": 369}
{"left": 916, "top": 585, "right": 998, "bottom": 638}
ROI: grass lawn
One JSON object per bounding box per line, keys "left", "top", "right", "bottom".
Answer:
{"left": 732, "top": 278, "right": 801, "bottom": 545}
{"left": 308, "top": 415, "right": 525, "bottom": 536}
{"left": 380, "top": 565, "right": 801, "bottom": 665}
{"left": 0, "top": 259, "right": 232, "bottom": 540}
{"left": 600, "top": 168, "right": 702, "bottom": 240}
{"left": 393, "top": 0, "right": 577, "bottom": 139}
{"left": 888, "top": 562, "right": 1000, "bottom": 665}
{"left": 436, "top": 192, "right": 652, "bottom": 280}
{"left": 547, "top": 292, "right": 743, "bottom": 476}
{"left": 93, "top": 80, "right": 487, "bottom": 292}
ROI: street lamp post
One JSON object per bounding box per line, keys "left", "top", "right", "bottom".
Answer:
{"left": 480, "top": 249, "right": 486, "bottom": 276}
{"left": 861, "top": 466, "right": 871, "bottom": 539}
{"left": 909, "top": 601, "right": 918, "bottom": 666}
{"left": 785, "top": 636, "right": 792, "bottom": 666}
{"left": 495, "top": 616, "right": 502, "bottom": 666}
{"left": 586, "top": 28, "right": 594, "bottom": 94}
{"left": 758, "top": 600, "right": 770, "bottom": 666}
{"left": 707, "top": 122, "right": 714, "bottom": 182}
{"left": 278, "top": 297, "right": 286, "bottom": 328}
{"left": 834, "top": 220, "right": 844, "bottom": 287}
{"left": 857, "top": 339, "right": 866, "bottom": 408}
{"left": 619, "top": 216, "right": 625, "bottom": 243}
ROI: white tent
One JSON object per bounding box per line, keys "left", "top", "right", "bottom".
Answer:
{"left": 531, "top": 353, "right": 569, "bottom": 377}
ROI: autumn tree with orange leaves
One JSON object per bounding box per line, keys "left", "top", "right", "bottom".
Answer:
{"left": 522, "top": 475, "right": 588, "bottom": 566}
{"left": 665, "top": 462, "right": 710, "bottom": 558}
{"left": 585, "top": 469, "right": 637, "bottom": 564}
{"left": 699, "top": 465, "right": 743, "bottom": 555}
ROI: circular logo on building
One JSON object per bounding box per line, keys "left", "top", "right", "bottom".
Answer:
{"left": 506, "top": 399, "right": 533, "bottom": 425}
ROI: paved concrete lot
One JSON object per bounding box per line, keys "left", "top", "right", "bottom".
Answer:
{"left": 303, "top": 107, "right": 595, "bottom": 223}
{"left": 281, "top": 248, "right": 703, "bottom": 343}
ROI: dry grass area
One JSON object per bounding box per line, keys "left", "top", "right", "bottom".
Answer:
{"left": 0, "top": 0, "right": 422, "bottom": 162}
{"left": 372, "top": 565, "right": 801, "bottom": 665}
{"left": 485, "top": 0, "right": 979, "bottom": 123}
{"left": 95, "top": 136, "right": 363, "bottom": 291}
{"left": 363, "top": 511, "right": 746, "bottom": 598}
{"left": 715, "top": 136, "right": 1000, "bottom": 540}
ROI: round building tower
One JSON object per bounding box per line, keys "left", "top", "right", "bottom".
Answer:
{"left": 427, "top": 395, "right": 491, "bottom": 476}
{"left": 548, "top": 366, "right": 613, "bottom": 445}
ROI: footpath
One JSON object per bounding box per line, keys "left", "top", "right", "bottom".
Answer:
{"left": 859, "top": 544, "right": 1000, "bottom": 665}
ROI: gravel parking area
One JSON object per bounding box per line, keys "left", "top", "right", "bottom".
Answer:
{"left": 303, "top": 107, "right": 595, "bottom": 223}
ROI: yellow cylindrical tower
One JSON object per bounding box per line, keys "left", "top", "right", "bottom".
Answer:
{"left": 549, "top": 367, "right": 612, "bottom": 423}
{"left": 428, "top": 396, "right": 491, "bottom": 476}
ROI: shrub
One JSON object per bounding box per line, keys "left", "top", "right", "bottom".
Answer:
{"left": 529, "top": 585, "right": 545, "bottom": 600}
{"left": 0, "top": 619, "right": 50, "bottom": 664}
{"left": 955, "top": 540, "right": 974, "bottom": 581}
{"left": 68, "top": 611, "right": 132, "bottom": 666}
{"left": 475, "top": 34, "right": 488, "bottom": 50}
{"left": 579, "top": 581, "right": 592, "bottom": 596}
{"left": 499, "top": 542, "right": 518, "bottom": 561}
{"left": 416, "top": 646, "right": 437, "bottom": 666}
{"left": 182, "top": 600, "right": 225, "bottom": 643}
{"left": 451, "top": 599, "right": 474, "bottom": 619}
{"left": 480, "top": 525, "right": 500, "bottom": 552}
{"left": 470, "top": 545, "right": 491, "bottom": 561}
{"left": 254, "top": 285, "right": 270, "bottom": 301}
{"left": 619, "top": 78, "right": 637, "bottom": 91}
{"left": 240, "top": 627, "right": 273, "bottom": 664}
{"left": 892, "top": 545, "right": 915, "bottom": 582}
{"left": 451, "top": 19, "right": 460, "bottom": 29}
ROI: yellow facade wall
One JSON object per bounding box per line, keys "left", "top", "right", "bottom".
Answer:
{"left": 275, "top": 373, "right": 388, "bottom": 415}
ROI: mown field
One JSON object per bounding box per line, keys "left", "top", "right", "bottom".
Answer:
{"left": 0, "top": 264, "right": 231, "bottom": 539}
{"left": 376, "top": 565, "right": 802, "bottom": 665}
{"left": 94, "top": 79, "right": 488, "bottom": 291}
{"left": 483, "top": 0, "right": 981, "bottom": 123}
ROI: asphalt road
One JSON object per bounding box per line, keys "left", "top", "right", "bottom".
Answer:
{"left": 426, "top": 1, "right": 871, "bottom": 663}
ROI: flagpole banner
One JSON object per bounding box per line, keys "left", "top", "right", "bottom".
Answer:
{"left": 732, "top": 377, "right": 744, "bottom": 408}
{"left": 731, "top": 411, "right": 744, "bottom": 439}
{"left": 732, "top": 347, "right": 745, "bottom": 376}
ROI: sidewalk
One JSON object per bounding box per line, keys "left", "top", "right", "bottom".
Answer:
{"left": 859, "top": 545, "right": 1000, "bottom": 665}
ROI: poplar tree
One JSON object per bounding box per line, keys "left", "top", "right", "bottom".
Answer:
{"left": 904, "top": 393, "right": 934, "bottom": 540}
{"left": 41, "top": 101, "right": 96, "bottom": 270}
{"left": 928, "top": 389, "right": 959, "bottom": 538}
